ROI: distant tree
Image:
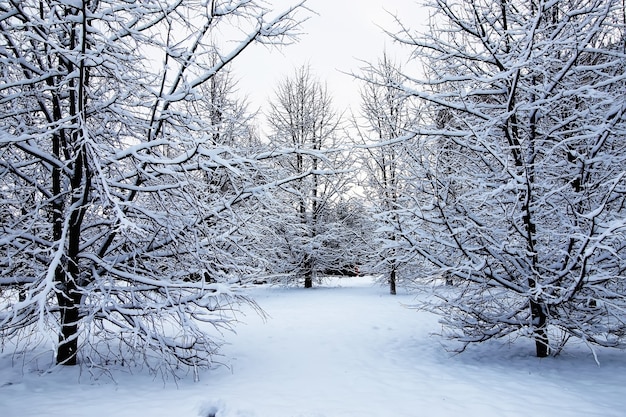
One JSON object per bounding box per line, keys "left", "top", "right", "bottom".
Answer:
{"left": 189, "top": 57, "right": 259, "bottom": 149}
{"left": 388, "top": 0, "right": 626, "bottom": 357}
{"left": 354, "top": 54, "right": 420, "bottom": 294}
{"left": 0, "top": 0, "right": 306, "bottom": 376}
{"left": 266, "top": 65, "right": 346, "bottom": 288}
{"left": 314, "top": 198, "right": 371, "bottom": 277}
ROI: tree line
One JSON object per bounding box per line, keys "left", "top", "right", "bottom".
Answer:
{"left": 1, "top": 0, "right": 624, "bottom": 376}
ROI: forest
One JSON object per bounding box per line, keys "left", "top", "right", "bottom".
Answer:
{"left": 1, "top": 0, "right": 625, "bottom": 379}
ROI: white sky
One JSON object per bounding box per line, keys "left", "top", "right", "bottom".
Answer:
{"left": 235, "top": 0, "right": 429, "bottom": 117}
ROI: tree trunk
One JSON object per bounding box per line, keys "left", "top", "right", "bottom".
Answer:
{"left": 56, "top": 288, "right": 80, "bottom": 365}
{"left": 304, "top": 275, "right": 313, "bottom": 288}
{"left": 530, "top": 300, "right": 550, "bottom": 358}
{"left": 304, "top": 256, "right": 313, "bottom": 288}
{"left": 389, "top": 267, "right": 397, "bottom": 295}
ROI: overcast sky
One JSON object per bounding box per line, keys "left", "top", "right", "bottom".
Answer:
{"left": 235, "top": 0, "right": 429, "bottom": 117}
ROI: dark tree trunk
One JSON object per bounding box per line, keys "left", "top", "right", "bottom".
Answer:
{"left": 389, "top": 267, "right": 397, "bottom": 295}
{"left": 304, "top": 275, "right": 313, "bottom": 288}
{"left": 530, "top": 300, "right": 550, "bottom": 358}
{"left": 303, "top": 255, "right": 313, "bottom": 288}
{"left": 56, "top": 287, "right": 80, "bottom": 365}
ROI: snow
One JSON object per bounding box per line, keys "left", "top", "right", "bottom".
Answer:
{"left": 1, "top": 276, "right": 624, "bottom": 417}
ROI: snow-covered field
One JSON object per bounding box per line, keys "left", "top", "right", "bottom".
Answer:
{"left": 1, "top": 276, "right": 624, "bottom": 417}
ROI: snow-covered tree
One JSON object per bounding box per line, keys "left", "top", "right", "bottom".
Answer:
{"left": 266, "top": 65, "right": 347, "bottom": 288}
{"left": 389, "top": 0, "right": 626, "bottom": 357}
{"left": 0, "top": 0, "right": 307, "bottom": 375}
{"left": 353, "top": 54, "right": 420, "bottom": 294}
{"left": 326, "top": 198, "right": 373, "bottom": 277}
{"left": 187, "top": 56, "right": 259, "bottom": 149}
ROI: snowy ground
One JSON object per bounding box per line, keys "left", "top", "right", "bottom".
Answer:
{"left": 1, "top": 276, "right": 624, "bottom": 417}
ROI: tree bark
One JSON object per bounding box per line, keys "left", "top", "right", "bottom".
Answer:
{"left": 303, "top": 254, "right": 313, "bottom": 288}
{"left": 304, "top": 275, "right": 313, "bottom": 288}
{"left": 389, "top": 266, "right": 397, "bottom": 295}
{"left": 530, "top": 300, "right": 550, "bottom": 358}
{"left": 56, "top": 287, "right": 80, "bottom": 365}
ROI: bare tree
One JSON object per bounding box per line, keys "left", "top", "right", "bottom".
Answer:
{"left": 266, "top": 65, "right": 345, "bottom": 288}
{"left": 387, "top": 0, "right": 626, "bottom": 357}
{"left": 0, "top": 0, "right": 307, "bottom": 376}
{"left": 353, "top": 54, "right": 420, "bottom": 294}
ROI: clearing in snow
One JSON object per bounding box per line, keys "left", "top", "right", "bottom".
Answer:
{"left": 1, "top": 276, "right": 624, "bottom": 417}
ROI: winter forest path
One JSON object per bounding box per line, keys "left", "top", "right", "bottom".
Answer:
{"left": 224, "top": 278, "right": 433, "bottom": 410}
{"left": 199, "top": 276, "right": 624, "bottom": 417}
{"left": 2, "top": 277, "right": 624, "bottom": 417}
